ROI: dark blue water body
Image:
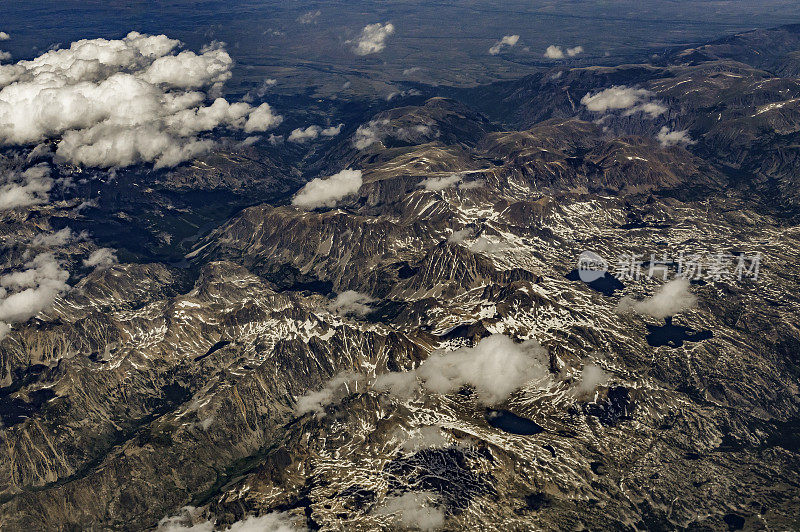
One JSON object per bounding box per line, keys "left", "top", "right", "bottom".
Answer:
{"left": 194, "top": 340, "right": 231, "bottom": 362}
{"left": 646, "top": 318, "right": 713, "bottom": 347}
{"left": 620, "top": 220, "right": 671, "bottom": 229}
{"left": 485, "top": 409, "right": 543, "bottom": 435}
{"left": 565, "top": 269, "right": 625, "bottom": 296}
{"left": 0, "top": 387, "right": 56, "bottom": 428}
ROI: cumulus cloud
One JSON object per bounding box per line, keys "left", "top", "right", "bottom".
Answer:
{"left": 0, "top": 253, "right": 69, "bottom": 333}
{"left": 544, "top": 44, "right": 583, "bottom": 59}
{"left": 419, "top": 173, "right": 461, "bottom": 191}
{"left": 657, "top": 126, "right": 694, "bottom": 147}
{"left": 350, "top": 23, "right": 395, "bottom": 55}
{"left": 0, "top": 32, "right": 283, "bottom": 169}
{"left": 581, "top": 86, "right": 666, "bottom": 118}
{"left": 581, "top": 86, "right": 651, "bottom": 112}
{"left": 297, "top": 10, "right": 321, "bottom": 24}
{"left": 617, "top": 277, "right": 697, "bottom": 319}
{"left": 157, "top": 508, "right": 305, "bottom": 532}
{"left": 292, "top": 168, "right": 362, "bottom": 209}
{"left": 243, "top": 103, "right": 282, "bottom": 133}
{"left": 328, "top": 290, "right": 375, "bottom": 316}
{"left": 0, "top": 51, "right": 11, "bottom": 63}
{"left": 374, "top": 334, "right": 549, "bottom": 405}
{"left": 287, "top": 124, "right": 342, "bottom": 143}
{"left": 83, "top": 248, "right": 118, "bottom": 268}
{"left": 321, "top": 124, "right": 343, "bottom": 136}
{"left": 352, "top": 120, "right": 434, "bottom": 150}
{"left": 375, "top": 492, "right": 445, "bottom": 531}
{"left": 574, "top": 364, "right": 607, "bottom": 398}
{"left": 567, "top": 45, "right": 584, "bottom": 57}
{"left": 544, "top": 45, "right": 565, "bottom": 59}
{"left": 0, "top": 164, "right": 53, "bottom": 210}
{"left": 0, "top": 32, "right": 9, "bottom": 41}
{"left": 288, "top": 126, "right": 321, "bottom": 143}
{"left": 489, "top": 35, "right": 519, "bottom": 55}
{"left": 295, "top": 371, "right": 364, "bottom": 417}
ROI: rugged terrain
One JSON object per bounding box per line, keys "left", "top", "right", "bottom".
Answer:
{"left": 1, "top": 25, "right": 800, "bottom": 531}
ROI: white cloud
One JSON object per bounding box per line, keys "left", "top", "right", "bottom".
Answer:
{"left": 544, "top": 45, "right": 565, "bottom": 59}
{"left": 468, "top": 236, "right": 508, "bottom": 253}
{"left": 141, "top": 44, "right": 233, "bottom": 90}
{"left": 417, "top": 335, "right": 549, "bottom": 404}
{"left": 489, "top": 35, "right": 519, "bottom": 55}
{"left": 295, "top": 371, "right": 364, "bottom": 417}
{"left": 288, "top": 124, "right": 342, "bottom": 143}
{"left": 375, "top": 492, "right": 445, "bottom": 531}
{"left": 447, "top": 228, "right": 473, "bottom": 243}
{"left": 226, "top": 513, "right": 306, "bottom": 532}
{"left": 0, "top": 32, "right": 9, "bottom": 41}
{"left": 373, "top": 371, "right": 419, "bottom": 400}
{"left": 350, "top": 23, "right": 395, "bottom": 55}
{"left": 239, "top": 135, "right": 260, "bottom": 147}
{"left": 567, "top": 45, "right": 584, "bottom": 57}
{"left": 581, "top": 86, "right": 666, "bottom": 118}
{"left": 83, "top": 248, "right": 118, "bottom": 268}
{"left": 157, "top": 508, "right": 305, "bottom": 532}
{"left": 419, "top": 173, "right": 462, "bottom": 191}
{"left": 374, "top": 334, "right": 549, "bottom": 405}
{"left": 623, "top": 101, "right": 667, "bottom": 118}
{"left": 0, "top": 32, "right": 283, "bottom": 169}
{"left": 292, "top": 169, "right": 362, "bottom": 209}
{"left": 297, "top": 10, "right": 321, "bottom": 24}
{"left": 31, "top": 228, "right": 79, "bottom": 247}
{"left": 0, "top": 51, "right": 11, "bottom": 63}
{"left": 458, "top": 180, "right": 484, "bottom": 190}
{"left": 243, "top": 78, "right": 277, "bottom": 102}
{"left": 243, "top": 103, "right": 283, "bottom": 133}
{"left": 288, "top": 125, "right": 321, "bottom": 143}
{"left": 0, "top": 164, "right": 53, "bottom": 210}
{"left": 397, "top": 425, "right": 450, "bottom": 452}
{"left": 156, "top": 506, "right": 213, "bottom": 532}
{"left": 574, "top": 364, "right": 607, "bottom": 397}
{"left": 328, "top": 290, "right": 375, "bottom": 316}
{"left": 617, "top": 277, "right": 697, "bottom": 319}
{"left": 657, "top": 126, "right": 694, "bottom": 147}
{"left": 321, "top": 124, "right": 343, "bottom": 136}
{"left": 352, "top": 120, "right": 434, "bottom": 150}
{"left": 0, "top": 253, "right": 69, "bottom": 325}
{"left": 353, "top": 120, "right": 387, "bottom": 149}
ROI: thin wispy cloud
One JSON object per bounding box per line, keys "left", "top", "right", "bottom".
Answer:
{"left": 489, "top": 35, "right": 519, "bottom": 55}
